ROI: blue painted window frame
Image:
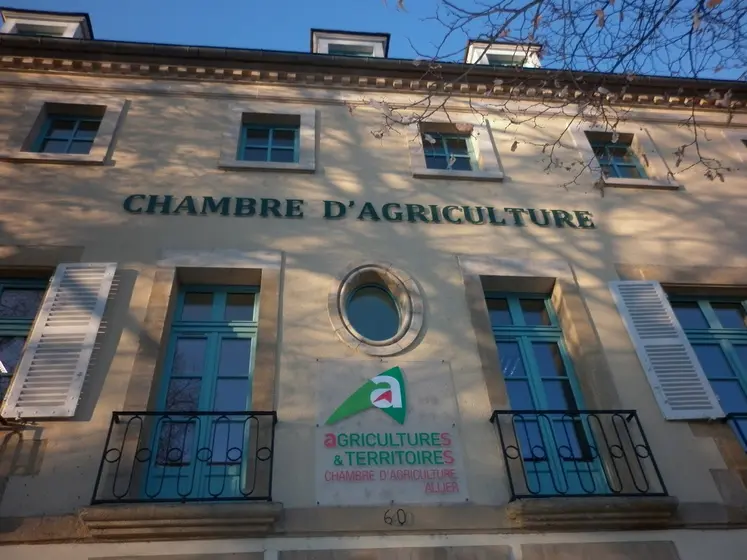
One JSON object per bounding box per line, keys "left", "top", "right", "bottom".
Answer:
{"left": 32, "top": 114, "right": 102, "bottom": 154}
{"left": 487, "top": 292, "right": 608, "bottom": 494}
{"left": 588, "top": 136, "right": 647, "bottom": 179}
{"left": 0, "top": 278, "right": 48, "bottom": 402}
{"left": 237, "top": 124, "right": 300, "bottom": 163}
{"left": 422, "top": 132, "right": 476, "bottom": 171}
{"left": 146, "top": 285, "right": 260, "bottom": 500}
{"left": 669, "top": 295, "right": 747, "bottom": 450}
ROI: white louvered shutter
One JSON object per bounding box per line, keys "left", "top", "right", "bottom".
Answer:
{"left": 0, "top": 263, "right": 116, "bottom": 419}
{"left": 610, "top": 280, "right": 724, "bottom": 420}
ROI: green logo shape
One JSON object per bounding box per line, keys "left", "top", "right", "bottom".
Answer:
{"left": 325, "top": 366, "right": 407, "bottom": 425}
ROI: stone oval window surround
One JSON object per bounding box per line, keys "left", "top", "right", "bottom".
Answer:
{"left": 330, "top": 263, "right": 424, "bottom": 356}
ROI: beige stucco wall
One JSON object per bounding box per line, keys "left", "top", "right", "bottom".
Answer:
{"left": 0, "top": 69, "right": 745, "bottom": 537}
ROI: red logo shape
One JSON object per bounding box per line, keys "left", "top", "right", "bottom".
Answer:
{"left": 374, "top": 390, "right": 392, "bottom": 403}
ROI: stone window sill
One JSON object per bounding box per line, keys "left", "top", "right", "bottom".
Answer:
{"left": 413, "top": 168, "right": 504, "bottom": 182}
{"left": 603, "top": 177, "right": 681, "bottom": 190}
{"left": 0, "top": 151, "right": 106, "bottom": 165}
{"left": 218, "top": 159, "right": 315, "bottom": 174}
{"left": 505, "top": 495, "right": 678, "bottom": 530}
{"left": 79, "top": 501, "right": 283, "bottom": 541}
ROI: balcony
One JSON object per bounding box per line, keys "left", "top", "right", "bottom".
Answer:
{"left": 91, "top": 411, "right": 276, "bottom": 504}
{"left": 490, "top": 410, "right": 668, "bottom": 501}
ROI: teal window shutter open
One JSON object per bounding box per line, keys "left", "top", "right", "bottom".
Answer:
{"left": 0, "top": 263, "right": 116, "bottom": 419}
{"left": 609, "top": 280, "right": 724, "bottom": 420}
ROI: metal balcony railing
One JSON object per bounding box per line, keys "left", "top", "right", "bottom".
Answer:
{"left": 490, "top": 410, "right": 668, "bottom": 500}
{"left": 91, "top": 411, "right": 276, "bottom": 504}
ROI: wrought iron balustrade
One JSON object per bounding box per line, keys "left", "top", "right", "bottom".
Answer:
{"left": 92, "top": 410, "right": 276, "bottom": 504}
{"left": 490, "top": 410, "right": 667, "bottom": 500}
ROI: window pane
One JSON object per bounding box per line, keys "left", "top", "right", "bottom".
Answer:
{"left": 157, "top": 420, "right": 196, "bottom": 465}
{"left": 449, "top": 157, "right": 473, "bottom": 171}
{"left": 346, "top": 285, "right": 399, "bottom": 341}
{"left": 74, "top": 120, "right": 101, "bottom": 139}
{"left": 532, "top": 342, "right": 567, "bottom": 377}
{"left": 421, "top": 134, "right": 442, "bottom": 151}
{"left": 164, "top": 378, "right": 201, "bottom": 411}
{"left": 692, "top": 344, "right": 736, "bottom": 378}
{"left": 46, "top": 119, "right": 75, "bottom": 138}
{"left": 712, "top": 303, "right": 747, "bottom": 329}
{"left": 0, "top": 288, "right": 44, "bottom": 318}
{"left": 272, "top": 129, "right": 296, "bottom": 148}
{"left": 445, "top": 136, "right": 470, "bottom": 156}
{"left": 0, "top": 336, "right": 27, "bottom": 373}
{"left": 224, "top": 293, "right": 255, "bottom": 321}
{"left": 217, "top": 339, "right": 251, "bottom": 377}
{"left": 487, "top": 298, "right": 512, "bottom": 326}
{"left": 40, "top": 139, "right": 69, "bottom": 153}
{"left": 210, "top": 420, "right": 245, "bottom": 463}
{"left": 733, "top": 345, "right": 747, "bottom": 371}
{"left": 68, "top": 140, "right": 93, "bottom": 154}
{"left": 0, "top": 374, "right": 10, "bottom": 401}
{"left": 671, "top": 302, "right": 709, "bottom": 329}
{"left": 543, "top": 379, "right": 577, "bottom": 410}
{"left": 214, "top": 378, "right": 250, "bottom": 410}
{"left": 242, "top": 147, "right": 268, "bottom": 161}
{"left": 269, "top": 148, "right": 297, "bottom": 163}
{"left": 497, "top": 341, "right": 526, "bottom": 378}
{"left": 608, "top": 146, "right": 633, "bottom": 161}
{"left": 244, "top": 127, "right": 270, "bottom": 145}
{"left": 616, "top": 165, "right": 644, "bottom": 179}
{"left": 520, "top": 299, "right": 551, "bottom": 326}
{"left": 171, "top": 338, "right": 207, "bottom": 376}
{"left": 424, "top": 155, "right": 448, "bottom": 169}
{"left": 506, "top": 379, "right": 534, "bottom": 409}
{"left": 711, "top": 380, "right": 747, "bottom": 413}
{"left": 181, "top": 292, "right": 213, "bottom": 321}
{"left": 512, "top": 418, "right": 545, "bottom": 460}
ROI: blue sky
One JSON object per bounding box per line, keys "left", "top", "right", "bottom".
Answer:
{"left": 10, "top": 0, "right": 450, "bottom": 59}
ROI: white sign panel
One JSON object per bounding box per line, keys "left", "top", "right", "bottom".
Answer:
{"left": 315, "top": 360, "right": 469, "bottom": 506}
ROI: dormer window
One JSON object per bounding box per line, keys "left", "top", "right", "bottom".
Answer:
{"left": 466, "top": 41, "right": 541, "bottom": 68}
{"left": 1, "top": 8, "right": 94, "bottom": 39}
{"left": 311, "top": 29, "right": 389, "bottom": 58}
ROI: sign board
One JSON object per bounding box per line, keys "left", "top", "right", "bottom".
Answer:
{"left": 315, "top": 360, "right": 469, "bottom": 506}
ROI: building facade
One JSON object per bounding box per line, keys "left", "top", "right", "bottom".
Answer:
{"left": 1, "top": 7, "right": 747, "bottom": 560}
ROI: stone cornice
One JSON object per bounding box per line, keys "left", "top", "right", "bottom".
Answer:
{"left": 0, "top": 35, "right": 745, "bottom": 112}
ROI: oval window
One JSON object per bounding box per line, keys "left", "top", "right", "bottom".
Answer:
{"left": 346, "top": 284, "right": 400, "bottom": 342}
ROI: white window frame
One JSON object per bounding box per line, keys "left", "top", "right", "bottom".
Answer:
{"left": 0, "top": 93, "right": 127, "bottom": 165}
{"left": 407, "top": 119, "right": 504, "bottom": 182}
{"left": 568, "top": 123, "right": 681, "bottom": 190}
{"left": 312, "top": 31, "right": 387, "bottom": 58}
{"left": 466, "top": 42, "right": 541, "bottom": 68}
{"left": 1, "top": 11, "right": 91, "bottom": 39}
{"left": 218, "top": 103, "right": 317, "bottom": 173}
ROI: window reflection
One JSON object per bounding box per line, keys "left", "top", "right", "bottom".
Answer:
{"left": 671, "top": 302, "right": 709, "bottom": 329}
{"left": 712, "top": 303, "right": 747, "bottom": 329}
{"left": 487, "top": 298, "right": 512, "bottom": 326}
